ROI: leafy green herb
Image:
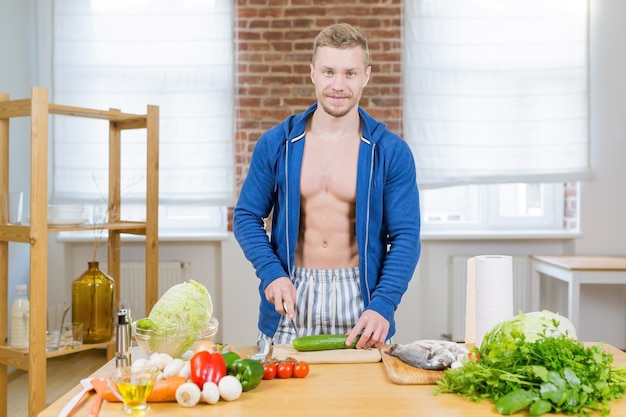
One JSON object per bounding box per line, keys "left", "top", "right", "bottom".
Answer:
{"left": 435, "top": 319, "right": 626, "bottom": 416}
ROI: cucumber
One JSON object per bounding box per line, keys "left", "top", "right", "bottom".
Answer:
{"left": 292, "top": 334, "right": 360, "bottom": 352}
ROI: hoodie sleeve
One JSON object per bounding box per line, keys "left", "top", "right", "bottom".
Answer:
{"left": 365, "top": 134, "right": 421, "bottom": 325}
{"left": 233, "top": 132, "right": 290, "bottom": 288}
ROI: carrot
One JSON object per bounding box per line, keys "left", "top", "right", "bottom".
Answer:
{"left": 92, "top": 378, "right": 116, "bottom": 401}
{"left": 95, "top": 375, "right": 188, "bottom": 403}
{"left": 146, "top": 376, "right": 188, "bottom": 402}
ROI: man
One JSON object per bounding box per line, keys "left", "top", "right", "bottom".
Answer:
{"left": 233, "top": 23, "right": 420, "bottom": 349}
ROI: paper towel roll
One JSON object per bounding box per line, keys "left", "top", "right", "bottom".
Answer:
{"left": 464, "top": 255, "right": 514, "bottom": 347}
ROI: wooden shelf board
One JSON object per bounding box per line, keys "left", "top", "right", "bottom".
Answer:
{"left": 0, "top": 341, "right": 113, "bottom": 371}
{"left": 45, "top": 341, "right": 113, "bottom": 359}
{"left": 0, "top": 225, "right": 31, "bottom": 243}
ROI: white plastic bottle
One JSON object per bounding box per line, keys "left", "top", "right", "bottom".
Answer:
{"left": 10, "top": 284, "right": 30, "bottom": 349}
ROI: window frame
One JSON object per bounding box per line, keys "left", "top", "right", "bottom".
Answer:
{"left": 420, "top": 182, "right": 565, "bottom": 233}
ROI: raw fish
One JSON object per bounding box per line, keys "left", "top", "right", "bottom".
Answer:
{"left": 387, "top": 340, "right": 469, "bottom": 370}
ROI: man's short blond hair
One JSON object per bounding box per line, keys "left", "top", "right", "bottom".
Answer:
{"left": 312, "top": 23, "right": 370, "bottom": 67}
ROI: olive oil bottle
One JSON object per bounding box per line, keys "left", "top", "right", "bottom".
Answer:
{"left": 72, "top": 261, "right": 115, "bottom": 343}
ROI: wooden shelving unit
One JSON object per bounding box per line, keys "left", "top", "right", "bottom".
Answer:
{"left": 0, "top": 87, "right": 159, "bottom": 417}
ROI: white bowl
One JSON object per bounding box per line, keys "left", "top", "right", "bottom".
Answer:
{"left": 48, "top": 204, "right": 85, "bottom": 221}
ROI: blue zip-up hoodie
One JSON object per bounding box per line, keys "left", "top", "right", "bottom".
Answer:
{"left": 233, "top": 103, "right": 421, "bottom": 339}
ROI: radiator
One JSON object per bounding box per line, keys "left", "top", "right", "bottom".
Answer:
{"left": 102, "top": 261, "right": 186, "bottom": 318}
{"left": 448, "top": 255, "right": 532, "bottom": 342}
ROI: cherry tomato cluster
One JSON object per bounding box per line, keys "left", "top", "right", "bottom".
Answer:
{"left": 262, "top": 357, "right": 310, "bottom": 380}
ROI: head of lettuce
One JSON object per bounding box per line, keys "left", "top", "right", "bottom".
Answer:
{"left": 480, "top": 310, "right": 577, "bottom": 350}
{"left": 135, "top": 280, "right": 214, "bottom": 351}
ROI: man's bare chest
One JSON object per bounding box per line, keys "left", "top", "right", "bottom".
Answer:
{"left": 299, "top": 134, "right": 360, "bottom": 202}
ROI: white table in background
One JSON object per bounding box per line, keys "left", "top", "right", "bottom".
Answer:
{"left": 530, "top": 255, "right": 626, "bottom": 330}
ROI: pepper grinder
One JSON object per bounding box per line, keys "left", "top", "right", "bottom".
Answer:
{"left": 115, "top": 308, "right": 132, "bottom": 367}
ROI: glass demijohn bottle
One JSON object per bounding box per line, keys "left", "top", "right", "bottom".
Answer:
{"left": 72, "top": 261, "right": 115, "bottom": 343}
{"left": 10, "top": 284, "right": 30, "bottom": 349}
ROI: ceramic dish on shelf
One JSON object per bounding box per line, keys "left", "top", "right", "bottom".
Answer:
{"left": 47, "top": 218, "right": 88, "bottom": 227}
{"left": 48, "top": 204, "right": 85, "bottom": 220}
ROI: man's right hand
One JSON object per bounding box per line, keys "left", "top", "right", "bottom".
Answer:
{"left": 264, "top": 277, "right": 296, "bottom": 319}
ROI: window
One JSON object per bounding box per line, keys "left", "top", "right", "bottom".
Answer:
{"left": 44, "top": 0, "right": 233, "bottom": 233}
{"left": 421, "top": 183, "right": 565, "bottom": 231}
{"left": 404, "top": 1, "right": 588, "bottom": 232}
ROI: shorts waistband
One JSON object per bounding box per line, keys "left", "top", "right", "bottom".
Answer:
{"left": 292, "top": 266, "right": 359, "bottom": 280}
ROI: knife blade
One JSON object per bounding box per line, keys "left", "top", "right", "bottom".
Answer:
{"left": 283, "top": 301, "right": 298, "bottom": 337}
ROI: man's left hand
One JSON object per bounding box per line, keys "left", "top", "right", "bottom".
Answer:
{"left": 346, "top": 310, "right": 389, "bottom": 349}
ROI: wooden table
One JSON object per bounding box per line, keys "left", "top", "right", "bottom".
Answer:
{"left": 530, "top": 255, "right": 626, "bottom": 331}
{"left": 38, "top": 343, "right": 626, "bottom": 416}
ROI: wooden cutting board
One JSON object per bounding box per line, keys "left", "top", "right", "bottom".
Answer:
{"left": 271, "top": 344, "right": 382, "bottom": 364}
{"left": 379, "top": 344, "right": 445, "bottom": 385}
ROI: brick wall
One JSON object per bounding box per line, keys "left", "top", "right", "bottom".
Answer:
{"left": 232, "top": 0, "right": 404, "bottom": 228}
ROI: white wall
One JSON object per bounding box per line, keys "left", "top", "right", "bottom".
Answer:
{"left": 3, "top": 0, "right": 626, "bottom": 348}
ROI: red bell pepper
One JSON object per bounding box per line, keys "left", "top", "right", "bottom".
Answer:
{"left": 190, "top": 350, "right": 227, "bottom": 388}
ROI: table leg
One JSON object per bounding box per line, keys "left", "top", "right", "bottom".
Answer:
{"left": 568, "top": 274, "right": 581, "bottom": 331}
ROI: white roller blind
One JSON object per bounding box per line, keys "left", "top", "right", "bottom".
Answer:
{"left": 51, "top": 0, "right": 233, "bottom": 204}
{"left": 404, "top": 0, "right": 590, "bottom": 188}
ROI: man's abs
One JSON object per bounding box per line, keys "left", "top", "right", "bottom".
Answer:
{"left": 295, "top": 198, "right": 359, "bottom": 268}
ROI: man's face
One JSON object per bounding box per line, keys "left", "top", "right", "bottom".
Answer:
{"left": 310, "top": 46, "right": 371, "bottom": 118}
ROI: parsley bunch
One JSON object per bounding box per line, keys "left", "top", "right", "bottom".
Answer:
{"left": 436, "top": 329, "right": 626, "bottom": 416}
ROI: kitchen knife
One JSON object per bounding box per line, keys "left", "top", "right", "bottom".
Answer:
{"left": 283, "top": 301, "right": 298, "bottom": 337}
{"left": 250, "top": 334, "right": 271, "bottom": 362}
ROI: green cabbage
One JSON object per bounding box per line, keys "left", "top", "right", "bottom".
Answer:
{"left": 147, "top": 279, "right": 213, "bottom": 335}
{"left": 481, "top": 310, "right": 577, "bottom": 349}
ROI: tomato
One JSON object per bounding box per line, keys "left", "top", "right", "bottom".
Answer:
{"left": 292, "top": 361, "right": 310, "bottom": 378}
{"left": 468, "top": 352, "right": 481, "bottom": 362}
{"left": 282, "top": 357, "right": 296, "bottom": 366}
{"left": 263, "top": 362, "right": 277, "bottom": 380}
{"left": 276, "top": 361, "right": 293, "bottom": 378}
